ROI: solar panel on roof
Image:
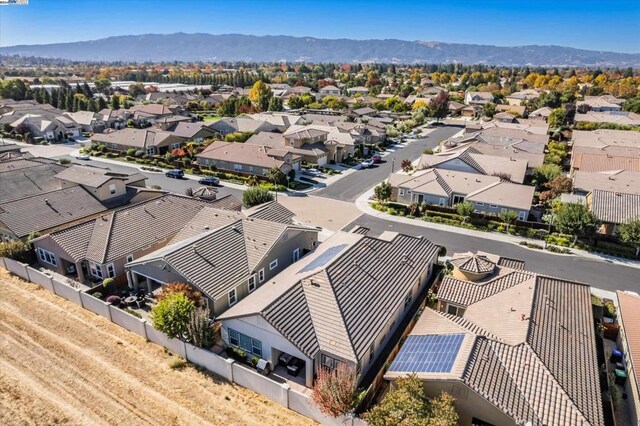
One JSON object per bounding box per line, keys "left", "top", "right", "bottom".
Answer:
{"left": 298, "top": 243, "right": 349, "bottom": 273}
{"left": 388, "top": 334, "right": 464, "bottom": 374}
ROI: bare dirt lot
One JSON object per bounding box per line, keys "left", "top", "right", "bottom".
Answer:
{"left": 0, "top": 271, "right": 314, "bottom": 426}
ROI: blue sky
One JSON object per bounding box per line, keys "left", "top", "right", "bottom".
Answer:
{"left": 1, "top": 0, "right": 639, "bottom": 53}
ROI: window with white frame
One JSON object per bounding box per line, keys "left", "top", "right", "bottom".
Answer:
{"left": 292, "top": 248, "right": 300, "bottom": 262}
{"left": 126, "top": 254, "right": 134, "bottom": 263}
{"left": 228, "top": 328, "right": 262, "bottom": 357}
{"left": 146, "top": 147, "right": 155, "bottom": 155}
{"left": 439, "top": 198, "right": 446, "bottom": 206}
{"left": 228, "top": 288, "right": 237, "bottom": 306}
{"left": 89, "top": 262, "right": 103, "bottom": 279}
{"left": 490, "top": 204, "right": 498, "bottom": 209}
{"left": 269, "top": 259, "right": 278, "bottom": 270}
{"left": 447, "top": 304, "right": 464, "bottom": 317}
{"left": 475, "top": 202, "right": 484, "bottom": 206}
{"left": 248, "top": 275, "right": 256, "bottom": 292}
{"left": 36, "top": 248, "right": 57, "bottom": 266}
{"left": 106, "top": 263, "right": 115, "bottom": 278}
{"left": 258, "top": 268, "right": 265, "bottom": 282}
{"left": 108, "top": 184, "right": 117, "bottom": 195}
{"left": 519, "top": 211, "right": 527, "bottom": 221}
{"left": 399, "top": 188, "right": 405, "bottom": 196}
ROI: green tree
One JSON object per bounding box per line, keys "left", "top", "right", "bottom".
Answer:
{"left": 499, "top": 210, "right": 519, "bottom": 231}
{"left": 242, "top": 186, "right": 274, "bottom": 208}
{"left": 623, "top": 97, "right": 640, "bottom": 114}
{"left": 533, "top": 164, "right": 562, "bottom": 189}
{"left": 248, "top": 80, "right": 272, "bottom": 112}
{"left": 428, "top": 91, "right": 450, "bottom": 122}
{"left": 128, "top": 83, "right": 146, "bottom": 97}
{"left": 311, "top": 363, "right": 360, "bottom": 417}
{"left": 554, "top": 202, "right": 601, "bottom": 243}
{"left": 618, "top": 218, "right": 640, "bottom": 256}
{"left": 94, "top": 78, "right": 111, "bottom": 93}
{"left": 482, "top": 102, "right": 497, "bottom": 118}
{"left": 151, "top": 292, "right": 195, "bottom": 339}
{"left": 267, "top": 96, "right": 283, "bottom": 112}
{"left": 110, "top": 94, "right": 120, "bottom": 110}
{"left": 548, "top": 107, "right": 567, "bottom": 128}
{"left": 401, "top": 159, "right": 413, "bottom": 173}
{"left": 455, "top": 201, "right": 474, "bottom": 223}
{"left": 267, "top": 167, "right": 287, "bottom": 186}
{"left": 374, "top": 181, "right": 392, "bottom": 203}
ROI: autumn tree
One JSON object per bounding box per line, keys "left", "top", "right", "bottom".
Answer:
{"left": 311, "top": 363, "right": 360, "bottom": 417}
{"left": 248, "top": 80, "right": 272, "bottom": 112}
{"left": 401, "top": 159, "right": 413, "bottom": 173}
{"left": 156, "top": 282, "right": 203, "bottom": 306}
{"left": 428, "top": 91, "right": 450, "bottom": 122}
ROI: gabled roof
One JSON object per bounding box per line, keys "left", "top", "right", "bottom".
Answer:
{"left": 590, "top": 189, "right": 640, "bottom": 224}
{"left": 220, "top": 231, "right": 439, "bottom": 363}
{"left": 0, "top": 160, "right": 66, "bottom": 203}
{"left": 196, "top": 141, "right": 287, "bottom": 170}
{"left": 54, "top": 165, "right": 144, "bottom": 188}
{"left": 91, "top": 128, "right": 183, "bottom": 148}
{"left": 573, "top": 170, "right": 640, "bottom": 195}
{"left": 244, "top": 201, "right": 295, "bottom": 224}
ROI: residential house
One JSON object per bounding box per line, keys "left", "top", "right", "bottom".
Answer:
{"left": 246, "top": 113, "right": 305, "bottom": 132}
{"left": 575, "top": 111, "right": 640, "bottom": 126}
{"left": 579, "top": 95, "right": 624, "bottom": 112}
{"left": 218, "top": 230, "right": 440, "bottom": 387}
{"left": 317, "top": 85, "right": 341, "bottom": 99}
{"left": 464, "top": 91, "right": 494, "bottom": 105}
{"left": 495, "top": 104, "right": 527, "bottom": 117}
{"left": 32, "top": 194, "right": 241, "bottom": 285}
{"left": 126, "top": 206, "right": 320, "bottom": 318}
{"left": 169, "top": 121, "right": 218, "bottom": 143}
{"left": 616, "top": 291, "right": 640, "bottom": 426}
{"left": 465, "top": 118, "right": 549, "bottom": 135}
{"left": 9, "top": 113, "right": 81, "bottom": 141}
{"left": 504, "top": 89, "right": 540, "bottom": 106}
{"left": 196, "top": 141, "right": 299, "bottom": 175}
{"left": 587, "top": 189, "right": 640, "bottom": 235}
{"left": 529, "top": 106, "right": 552, "bottom": 121}
{"left": 153, "top": 115, "right": 194, "bottom": 131}
{"left": 448, "top": 101, "right": 465, "bottom": 116}
{"left": 385, "top": 251, "right": 603, "bottom": 426}
{"left": 571, "top": 152, "right": 640, "bottom": 174}
{"left": 63, "top": 111, "right": 105, "bottom": 133}
{"left": 418, "top": 146, "right": 528, "bottom": 184}
{"left": 209, "top": 116, "right": 278, "bottom": 136}
{"left": 346, "top": 86, "right": 370, "bottom": 96}
{"left": 571, "top": 129, "right": 640, "bottom": 160}
{"left": 91, "top": 128, "right": 186, "bottom": 156}
{"left": 389, "top": 168, "right": 534, "bottom": 220}
{"left": 283, "top": 124, "right": 363, "bottom": 164}
{"left": 97, "top": 108, "right": 128, "bottom": 130}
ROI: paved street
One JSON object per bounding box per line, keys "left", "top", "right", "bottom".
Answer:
{"left": 314, "top": 125, "right": 462, "bottom": 201}
{"left": 347, "top": 214, "right": 640, "bottom": 292}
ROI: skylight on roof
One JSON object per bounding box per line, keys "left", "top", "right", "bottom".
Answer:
{"left": 298, "top": 243, "right": 349, "bottom": 273}
{"left": 388, "top": 334, "right": 464, "bottom": 374}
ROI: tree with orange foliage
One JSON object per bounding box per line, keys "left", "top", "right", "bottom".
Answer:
{"left": 311, "top": 363, "right": 360, "bottom": 417}
{"left": 156, "top": 282, "right": 203, "bottom": 307}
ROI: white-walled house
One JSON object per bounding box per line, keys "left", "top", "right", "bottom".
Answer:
{"left": 218, "top": 230, "right": 440, "bottom": 387}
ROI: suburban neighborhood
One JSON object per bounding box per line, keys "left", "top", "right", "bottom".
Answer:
{"left": 1, "top": 1, "right": 640, "bottom": 425}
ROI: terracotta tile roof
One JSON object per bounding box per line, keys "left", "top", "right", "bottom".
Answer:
{"left": 572, "top": 152, "right": 640, "bottom": 173}
{"left": 617, "top": 291, "right": 640, "bottom": 394}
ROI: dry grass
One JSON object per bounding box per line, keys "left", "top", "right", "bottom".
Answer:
{"left": 0, "top": 270, "right": 315, "bottom": 425}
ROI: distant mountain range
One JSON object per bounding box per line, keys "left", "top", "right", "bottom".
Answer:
{"left": 2, "top": 33, "right": 639, "bottom": 66}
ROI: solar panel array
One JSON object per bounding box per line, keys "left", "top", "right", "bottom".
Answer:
{"left": 298, "top": 243, "right": 349, "bottom": 273}
{"left": 389, "top": 334, "right": 465, "bottom": 373}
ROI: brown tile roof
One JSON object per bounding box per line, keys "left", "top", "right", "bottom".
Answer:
{"left": 572, "top": 152, "right": 640, "bottom": 173}
{"left": 617, "top": 291, "right": 640, "bottom": 394}
{"left": 197, "top": 141, "right": 288, "bottom": 170}
{"left": 438, "top": 270, "right": 534, "bottom": 307}
{"left": 450, "top": 253, "right": 496, "bottom": 273}
{"left": 0, "top": 161, "right": 66, "bottom": 203}
{"left": 244, "top": 201, "right": 295, "bottom": 224}
{"left": 0, "top": 187, "right": 107, "bottom": 238}
{"left": 91, "top": 128, "right": 183, "bottom": 149}
{"left": 590, "top": 189, "right": 640, "bottom": 224}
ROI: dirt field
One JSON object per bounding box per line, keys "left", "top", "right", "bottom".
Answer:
{"left": 0, "top": 270, "right": 314, "bottom": 426}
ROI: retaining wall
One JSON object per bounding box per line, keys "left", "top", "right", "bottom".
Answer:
{"left": 26, "top": 266, "right": 54, "bottom": 292}
{"left": 52, "top": 278, "right": 83, "bottom": 305}
{"left": 145, "top": 322, "right": 187, "bottom": 358}
{"left": 184, "top": 343, "right": 234, "bottom": 382}
{"left": 232, "top": 363, "right": 289, "bottom": 407}
{"left": 109, "top": 305, "right": 147, "bottom": 339}
{"left": 80, "top": 292, "right": 112, "bottom": 320}
{"left": 4, "top": 258, "right": 29, "bottom": 280}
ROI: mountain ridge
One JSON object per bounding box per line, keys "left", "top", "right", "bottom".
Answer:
{"left": 2, "top": 33, "right": 639, "bottom": 66}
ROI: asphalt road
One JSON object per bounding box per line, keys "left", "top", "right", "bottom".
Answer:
{"left": 347, "top": 215, "right": 640, "bottom": 293}
{"left": 66, "top": 157, "right": 244, "bottom": 200}
{"left": 314, "top": 125, "right": 462, "bottom": 202}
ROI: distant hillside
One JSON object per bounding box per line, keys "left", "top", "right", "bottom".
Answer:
{"left": 2, "top": 33, "right": 639, "bottom": 66}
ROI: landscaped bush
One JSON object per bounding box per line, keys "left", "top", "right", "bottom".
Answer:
{"left": 59, "top": 158, "right": 71, "bottom": 164}
{"left": 0, "top": 240, "right": 30, "bottom": 262}
{"left": 126, "top": 148, "right": 137, "bottom": 156}
{"left": 106, "top": 295, "right": 121, "bottom": 305}
{"left": 225, "top": 346, "right": 247, "bottom": 362}
{"left": 519, "top": 241, "right": 544, "bottom": 250}
{"left": 151, "top": 292, "right": 195, "bottom": 339}
{"left": 546, "top": 245, "right": 572, "bottom": 254}
{"left": 242, "top": 186, "right": 274, "bottom": 208}
{"left": 134, "top": 150, "right": 145, "bottom": 158}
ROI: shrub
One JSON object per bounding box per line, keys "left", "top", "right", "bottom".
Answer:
{"left": 225, "top": 346, "right": 246, "bottom": 362}
{"left": 151, "top": 185, "right": 162, "bottom": 190}
{"left": 134, "top": 150, "right": 145, "bottom": 158}
{"left": 126, "top": 148, "right": 137, "bottom": 156}
{"left": 169, "top": 358, "right": 188, "bottom": 370}
{"left": 242, "top": 186, "right": 274, "bottom": 208}
{"left": 311, "top": 363, "right": 360, "bottom": 417}
{"left": 0, "top": 240, "right": 30, "bottom": 262}
{"left": 92, "top": 292, "right": 103, "bottom": 300}
{"left": 151, "top": 293, "right": 195, "bottom": 339}
{"left": 156, "top": 282, "right": 203, "bottom": 306}
{"left": 102, "top": 277, "right": 114, "bottom": 289}
{"left": 106, "top": 295, "right": 121, "bottom": 305}
{"left": 59, "top": 158, "right": 71, "bottom": 165}
{"left": 125, "top": 307, "right": 142, "bottom": 318}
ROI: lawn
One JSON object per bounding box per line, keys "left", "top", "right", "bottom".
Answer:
{"left": 0, "top": 270, "right": 315, "bottom": 426}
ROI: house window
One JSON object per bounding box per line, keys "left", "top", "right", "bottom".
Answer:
{"left": 519, "top": 211, "right": 527, "bottom": 221}
{"left": 108, "top": 184, "right": 117, "bottom": 195}
{"left": 490, "top": 204, "right": 498, "bottom": 209}
{"left": 321, "top": 354, "right": 342, "bottom": 370}
{"left": 399, "top": 189, "right": 405, "bottom": 196}
{"left": 369, "top": 343, "right": 375, "bottom": 363}
{"left": 146, "top": 147, "right": 155, "bottom": 155}
{"left": 233, "top": 164, "right": 242, "bottom": 172}
{"left": 404, "top": 291, "right": 412, "bottom": 310}
{"left": 248, "top": 275, "right": 256, "bottom": 293}
{"left": 228, "top": 328, "right": 262, "bottom": 357}
{"left": 447, "top": 304, "right": 465, "bottom": 317}
{"left": 452, "top": 195, "right": 465, "bottom": 204}
{"left": 89, "top": 262, "right": 103, "bottom": 279}
{"left": 475, "top": 202, "right": 484, "bottom": 206}
{"left": 228, "top": 288, "right": 237, "bottom": 306}
{"left": 126, "top": 254, "right": 134, "bottom": 263}
{"left": 269, "top": 259, "right": 278, "bottom": 270}
{"left": 292, "top": 248, "right": 300, "bottom": 262}
{"left": 106, "top": 263, "right": 115, "bottom": 278}
{"left": 36, "top": 248, "right": 57, "bottom": 267}
{"left": 248, "top": 166, "right": 254, "bottom": 173}
{"left": 439, "top": 198, "right": 446, "bottom": 206}
{"left": 258, "top": 268, "right": 265, "bottom": 283}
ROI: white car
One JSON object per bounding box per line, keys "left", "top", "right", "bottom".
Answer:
{"left": 75, "top": 153, "right": 90, "bottom": 160}
{"left": 304, "top": 168, "right": 323, "bottom": 177}
{"left": 360, "top": 159, "right": 374, "bottom": 168}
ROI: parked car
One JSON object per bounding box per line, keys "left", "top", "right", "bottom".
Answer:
{"left": 198, "top": 176, "right": 220, "bottom": 186}
{"left": 360, "top": 159, "right": 374, "bottom": 168}
{"left": 304, "top": 168, "right": 323, "bottom": 177}
{"left": 165, "top": 169, "right": 184, "bottom": 179}
{"left": 75, "top": 153, "right": 90, "bottom": 160}
{"left": 286, "top": 358, "right": 304, "bottom": 376}
{"left": 371, "top": 154, "right": 382, "bottom": 163}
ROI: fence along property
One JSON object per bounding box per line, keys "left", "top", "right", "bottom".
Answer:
{"left": 0, "top": 258, "right": 364, "bottom": 426}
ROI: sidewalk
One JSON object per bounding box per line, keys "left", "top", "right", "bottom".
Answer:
{"left": 355, "top": 187, "right": 640, "bottom": 270}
